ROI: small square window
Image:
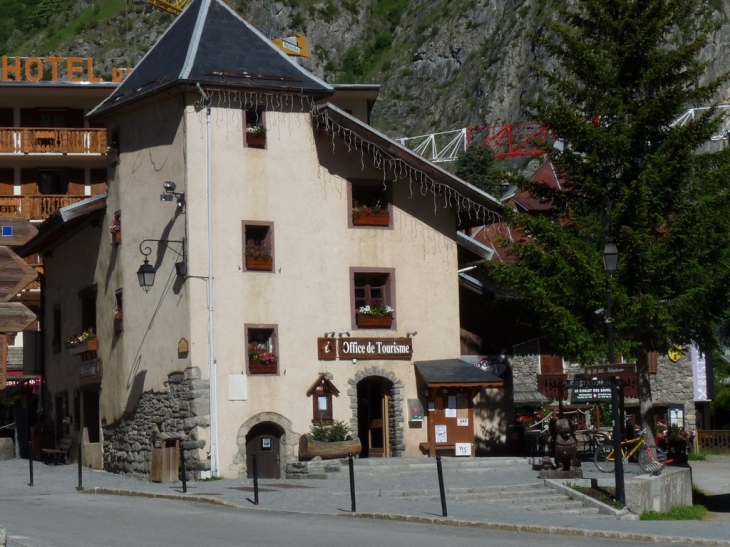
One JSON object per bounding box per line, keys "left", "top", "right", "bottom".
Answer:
{"left": 350, "top": 179, "right": 392, "bottom": 228}
{"left": 242, "top": 221, "right": 274, "bottom": 272}
{"left": 244, "top": 107, "right": 266, "bottom": 149}
{"left": 246, "top": 326, "right": 278, "bottom": 375}
{"left": 351, "top": 268, "right": 396, "bottom": 330}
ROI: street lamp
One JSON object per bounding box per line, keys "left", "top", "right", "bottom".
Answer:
{"left": 603, "top": 241, "right": 625, "bottom": 506}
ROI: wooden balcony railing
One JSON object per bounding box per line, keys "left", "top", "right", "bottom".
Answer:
{"left": 0, "top": 195, "right": 91, "bottom": 221}
{"left": 0, "top": 127, "right": 107, "bottom": 154}
{"left": 697, "top": 430, "right": 730, "bottom": 452}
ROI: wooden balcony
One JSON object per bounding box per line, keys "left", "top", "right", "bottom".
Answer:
{"left": 537, "top": 373, "right": 567, "bottom": 400}
{"left": 0, "top": 127, "right": 107, "bottom": 154}
{"left": 0, "top": 194, "right": 91, "bottom": 221}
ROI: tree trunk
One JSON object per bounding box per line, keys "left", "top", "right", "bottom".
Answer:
{"left": 636, "top": 349, "right": 656, "bottom": 446}
{"left": 298, "top": 434, "right": 362, "bottom": 460}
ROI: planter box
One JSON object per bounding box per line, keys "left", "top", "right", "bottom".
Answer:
{"left": 352, "top": 212, "right": 390, "bottom": 226}
{"left": 356, "top": 314, "right": 393, "bottom": 329}
{"left": 112, "top": 231, "right": 121, "bottom": 245}
{"left": 68, "top": 338, "right": 98, "bottom": 356}
{"left": 246, "top": 134, "right": 266, "bottom": 148}
{"left": 246, "top": 256, "right": 273, "bottom": 271}
{"left": 249, "top": 360, "right": 277, "bottom": 374}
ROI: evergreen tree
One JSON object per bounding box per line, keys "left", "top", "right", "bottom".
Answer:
{"left": 454, "top": 144, "right": 503, "bottom": 197}
{"left": 485, "top": 0, "right": 730, "bottom": 438}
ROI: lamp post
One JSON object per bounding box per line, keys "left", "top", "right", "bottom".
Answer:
{"left": 602, "top": 241, "right": 625, "bottom": 506}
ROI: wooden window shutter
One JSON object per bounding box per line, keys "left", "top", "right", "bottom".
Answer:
{"left": 540, "top": 354, "right": 563, "bottom": 374}
{"left": 67, "top": 168, "right": 85, "bottom": 195}
{"left": 648, "top": 351, "right": 658, "bottom": 374}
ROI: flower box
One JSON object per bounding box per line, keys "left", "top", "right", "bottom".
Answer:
{"left": 69, "top": 338, "right": 98, "bottom": 356}
{"left": 246, "top": 256, "right": 273, "bottom": 271}
{"left": 112, "top": 231, "right": 121, "bottom": 245}
{"left": 249, "top": 360, "right": 277, "bottom": 374}
{"left": 356, "top": 314, "right": 393, "bottom": 329}
{"left": 352, "top": 212, "right": 390, "bottom": 226}
{"left": 246, "top": 134, "right": 266, "bottom": 148}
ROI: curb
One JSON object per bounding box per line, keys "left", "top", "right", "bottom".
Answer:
{"left": 83, "top": 488, "right": 243, "bottom": 510}
{"left": 346, "top": 512, "right": 730, "bottom": 546}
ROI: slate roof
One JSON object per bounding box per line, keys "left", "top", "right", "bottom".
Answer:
{"left": 89, "top": 0, "right": 332, "bottom": 118}
{"left": 414, "top": 359, "right": 504, "bottom": 387}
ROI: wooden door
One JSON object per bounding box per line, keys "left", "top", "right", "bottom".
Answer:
{"left": 357, "top": 378, "right": 390, "bottom": 458}
{"left": 246, "top": 423, "right": 281, "bottom": 479}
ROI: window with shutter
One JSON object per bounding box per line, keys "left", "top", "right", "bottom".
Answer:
{"left": 648, "top": 351, "right": 658, "bottom": 374}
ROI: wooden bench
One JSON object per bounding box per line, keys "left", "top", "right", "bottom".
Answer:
{"left": 42, "top": 437, "right": 72, "bottom": 465}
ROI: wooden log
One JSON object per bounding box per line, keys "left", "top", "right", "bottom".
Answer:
{"left": 298, "top": 434, "right": 362, "bottom": 460}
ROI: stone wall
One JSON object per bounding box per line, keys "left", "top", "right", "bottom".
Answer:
{"left": 102, "top": 367, "right": 210, "bottom": 479}
{"left": 512, "top": 339, "right": 540, "bottom": 390}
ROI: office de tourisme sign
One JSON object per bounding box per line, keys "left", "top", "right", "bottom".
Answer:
{"left": 317, "top": 337, "right": 413, "bottom": 360}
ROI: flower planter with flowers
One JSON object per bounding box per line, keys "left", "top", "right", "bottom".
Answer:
{"left": 109, "top": 221, "right": 121, "bottom": 245}
{"left": 356, "top": 304, "right": 394, "bottom": 329}
{"left": 66, "top": 329, "right": 98, "bottom": 356}
{"left": 113, "top": 311, "right": 124, "bottom": 334}
{"left": 245, "top": 241, "right": 272, "bottom": 271}
{"left": 248, "top": 343, "right": 277, "bottom": 374}
{"left": 246, "top": 124, "right": 266, "bottom": 147}
{"left": 352, "top": 202, "right": 390, "bottom": 226}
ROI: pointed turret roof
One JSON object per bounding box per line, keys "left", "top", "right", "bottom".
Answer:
{"left": 89, "top": 0, "right": 331, "bottom": 118}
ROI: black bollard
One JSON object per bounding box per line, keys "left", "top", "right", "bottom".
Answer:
{"left": 436, "top": 455, "right": 447, "bottom": 517}
{"left": 28, "top": 441, "right": 33, "bottom": 487}
{"left": 252, "top": 452, "right": 259, "bottom": 505}
{"left": 180, "top": 443, "right": 187, "bottom": 494}
{"left": 348, "top": 453, "right": 356, "bottom": 512}
{"left": 77, "top": 442, "right": 82, "bottom": 490}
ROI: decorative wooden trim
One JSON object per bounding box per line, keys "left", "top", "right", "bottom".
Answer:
{"left": 352, "top": 212, "right": 390, "bottom": 226}
{"left": 355, "top": 314, "right": 393, "bottom": 329}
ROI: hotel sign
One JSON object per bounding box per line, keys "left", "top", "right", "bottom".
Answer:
{"left": 1, "top": 56, "right": 131, "bottom": 83}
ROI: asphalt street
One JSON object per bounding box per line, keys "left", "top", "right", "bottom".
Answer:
{"left": 0, "top": 455, "right": 728, "bottom": 546}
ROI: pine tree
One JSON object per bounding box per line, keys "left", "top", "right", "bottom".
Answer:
{"left": 485, "top": 0, "right": 730, "bottom": 437}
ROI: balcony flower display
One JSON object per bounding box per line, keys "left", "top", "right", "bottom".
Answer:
{"left": 245, "top": 124, "right": 266, "bottom": 137}
{"left": 352, "top": 201, "right": 390, "bottom": 226}
{"left": 356, "top": 303, "right": 394, "bottom": 328}
{"left": 65, "top": 328, "right": 96, "bottom": 349}
{"left": 248, "top": 343, "right": 277, "bottom": 365}
{"left": 109, "top": 221, "right": 121, "bottom": 234}
{"left": 245, "top": 241, "right": 272, "bottom": 271}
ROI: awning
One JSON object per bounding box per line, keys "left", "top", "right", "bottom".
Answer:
{"left": 414, "top": 359, "right": 504, "bottom": 388}
{"left": 513, "top": 382, "right": 550, "bottom": 404}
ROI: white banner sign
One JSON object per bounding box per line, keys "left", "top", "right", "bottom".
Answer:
{"left": 691, "top": 345, "right": 710, "bottom": 402}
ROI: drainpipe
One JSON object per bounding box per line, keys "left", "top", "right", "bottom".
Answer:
{"left": 197, "top": 83, "right": 219, "bottom": 478}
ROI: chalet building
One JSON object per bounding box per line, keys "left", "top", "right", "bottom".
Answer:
{"left": 0, "top": 66, "right": 116, "bottom": 456}
{"left": 19, "top": 0, "right": 507, "bottom": 477}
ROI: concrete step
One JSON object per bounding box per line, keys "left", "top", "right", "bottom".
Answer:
{"left": 377, "top": 483, "right": 546, "bottom": 498}
{"left": 541, "top": 507, "right": 603, "bottom": 516}
{"left": 448, "top": 493, "right": 569, "bottom": 505}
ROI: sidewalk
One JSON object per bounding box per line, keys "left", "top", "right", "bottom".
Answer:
{"left": 1, "top": 456, "right": 729, "bottom": 546}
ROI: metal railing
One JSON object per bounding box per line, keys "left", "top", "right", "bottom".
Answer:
{"left": 0, "top": 127, "right": 107, "bottom": 154}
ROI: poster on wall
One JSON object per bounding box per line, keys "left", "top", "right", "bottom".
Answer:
{"left": 445, "top": 408, "right": 457, "bottom": 418}
{"left": 435, "top": 425, "right": 447, "bottom": 443}
{"left": 457, "top": 417, "right": 468, "bottom": 427}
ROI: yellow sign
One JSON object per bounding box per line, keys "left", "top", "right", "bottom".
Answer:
{"left": 1, "top": 56, "right": 132, "bottom": 83}
{"left": 668, "top": 346, "right": 684, "bottom": 363}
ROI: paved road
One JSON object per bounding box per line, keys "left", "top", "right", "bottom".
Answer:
{"left": 0, "top": 493, "right": 713, "bottom": 547}
{"left": 0, "top": 455, "right": 728, "bottom": 546}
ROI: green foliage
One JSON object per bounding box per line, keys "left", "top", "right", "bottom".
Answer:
{"left": 640, "top": 505, "right": 708, "bottom": 521}
{"left": 484, "top": 0, "right": 730, "bottom": 383}
{"left": 310, "top": 420, "right": 350, "bottom": 442}
{"left": 454, "top": 144, "right": 505, "bottom": 196}
{"left": 289, "top": 12, "right": 305, "bottom": 30}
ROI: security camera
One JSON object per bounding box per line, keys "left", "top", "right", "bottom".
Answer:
{"left": 163, "top": 181, "right": 176, "bottom": 192}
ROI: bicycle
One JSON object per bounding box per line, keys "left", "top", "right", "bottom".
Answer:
{"left": 593, "top": 428, "right": 667, "bottom": 475}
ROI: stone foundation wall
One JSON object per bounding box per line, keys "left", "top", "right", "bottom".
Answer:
{"left": 102, "top": 367, "right": 210, "bottom": 479}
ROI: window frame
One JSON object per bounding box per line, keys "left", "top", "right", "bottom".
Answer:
{"left": 243, "top": 107, "right": 267, "bottom": 149}
{"left": 242, "top": 220, "right": 274, "bottom": 273}
{"left": 350, "top": 267, "right": 396, "bottom": 331}
{"left": 348, "top": 178, "right": 393, "bottom": 229}
{"left": 245, "top": 323, "right": 279, "bottom": 375}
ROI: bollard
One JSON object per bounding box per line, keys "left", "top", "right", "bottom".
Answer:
{"left": 348, "top": 453, "right": 356, "bottom": 512}
{"left": 436, "top": 455, "right": 447, "bottom": 517}
{"left": 180, "top": 443, "right": 187, "bottom": 494}
{"left": 28, "top": 441, "right": 33, "bottom": 487}
{"left": 77, "top": 442, "right": 82, "bottom": 490}
{"left": 252, "top": 452, "right": 259, "bottom": 505}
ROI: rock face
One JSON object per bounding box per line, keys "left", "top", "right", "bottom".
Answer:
{"left": 7, "top": 1, "right": 730, "bottom": 139}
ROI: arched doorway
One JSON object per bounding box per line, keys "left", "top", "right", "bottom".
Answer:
{"left": 245, "top": 422, "right": 282, "bottom": 479}
{"left": 357, "top": 377, "right": 393, "bottom": 458}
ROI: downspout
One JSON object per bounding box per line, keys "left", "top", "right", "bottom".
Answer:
{"left": 197, "top": 83, "right": 219, "bottom": 477}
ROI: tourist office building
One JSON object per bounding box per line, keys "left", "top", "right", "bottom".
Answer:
{"left": 19, "top": 0, "right": 507, "bottom": 478}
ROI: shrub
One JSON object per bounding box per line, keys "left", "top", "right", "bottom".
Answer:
{"left": 310, "top": 420, "right": 350, "bottom": 442}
